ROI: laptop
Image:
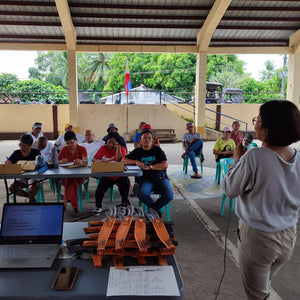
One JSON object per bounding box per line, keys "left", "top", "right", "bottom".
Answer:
{"left": 0, "top": 203, "right": 64, "bottom": 268}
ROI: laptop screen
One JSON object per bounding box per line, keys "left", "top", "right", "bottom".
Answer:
{"left": 0, "top": 203, "right": 64, "bottom": 244}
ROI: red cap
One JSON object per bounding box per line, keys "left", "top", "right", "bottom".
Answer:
{"left": 142, "top": 124, "right": 152, "bottom": 130}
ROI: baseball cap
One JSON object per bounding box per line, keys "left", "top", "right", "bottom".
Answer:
{"left": 107, "top": 123, "right": 118, "bottom": 132}
{"left": 223, "top": 126, "right": 232, "bottom": 132}
{"left": 65, "top": 123, "right": 73, "bottom": 129}
{"left": 142, "top": 124, "right": 152, "bottom": 130}
{"left": 33, "top": 122, "right": 42, "bottom": 129}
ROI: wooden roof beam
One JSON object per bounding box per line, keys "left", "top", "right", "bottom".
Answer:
{"left": 55, "top": 0, "right": 76, "bottom": 50}
{"left": 197, "top": 0, "right": 232, "bottom": 52}
{"left": 290, "top": 29, "right": 300, "bottom": 54}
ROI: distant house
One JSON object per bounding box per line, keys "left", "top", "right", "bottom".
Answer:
{"left": 100, "top": 85, "right": 183, "bottom": 105}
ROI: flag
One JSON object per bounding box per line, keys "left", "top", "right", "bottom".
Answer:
{"left": 124, "top": 59, "right": 132, "bottom": 95}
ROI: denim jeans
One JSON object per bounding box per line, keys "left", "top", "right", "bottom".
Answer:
{"left": 138, "top": 178, "right": 173, "bottom": 212}
{"left": 187, "top": 139, "right": 203, "bottom": 173}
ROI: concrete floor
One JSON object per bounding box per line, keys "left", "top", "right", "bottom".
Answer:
{"left": 0, "top": 140, "right": 299, "bottom": 299}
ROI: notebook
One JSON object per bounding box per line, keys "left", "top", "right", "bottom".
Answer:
{"left": 0, "top": 203, "right": 64, "bottom": 268}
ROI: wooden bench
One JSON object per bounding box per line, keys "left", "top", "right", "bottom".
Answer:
{"left": 137, "top": 128, "right": 176, "bottom": 143}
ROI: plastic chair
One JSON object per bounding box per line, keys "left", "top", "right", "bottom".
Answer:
{"left": 183, "top": 154, "right": 203, "bottom": 174}
{"left": 56, "top": 179, "right": 90, "bottom": 211}
{"left": 248, "top": 142, "right": 258, "bottom": 148}
{"left": 219, "top": 158, "right": 235, "bottom": 216}
{"left": 215, "top": 162, "right": 221, "bottom": 184}
{"left": 96, "top": 178, "right": 115, "bottom": 202}
{"left": 12, "top": 182, "right": 44, "bottom": 203}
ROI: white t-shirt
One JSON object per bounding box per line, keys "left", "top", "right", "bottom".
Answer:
{"left": 27, "top": 131, "right": 44, "bottom": 149}
{"left": 40, "top": 141, "right": 55, "bottom": 162}
{"left": 55, "top": 133, "right": 85, "bottom": 149}
{"left": 80, "top": 140, "right": 105, "bottom": 160}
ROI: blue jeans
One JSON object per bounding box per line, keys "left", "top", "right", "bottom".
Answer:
{"left": 187, "top": 139, "right": 203, "bottom": 173}
{"left": 138, "top": 178, "right": 173, "bottom": 212}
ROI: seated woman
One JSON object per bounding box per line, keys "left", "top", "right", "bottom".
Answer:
{"left": 5, "top": 134, "right": 41, "bottom": 203}
{"left": 135, "top": 124, "right": 160, "bottom": 148}
{"left": 122, "top": 129, "right": 173, "bottom": 217}
{"left": 93, "top": 131, "right": 130, "bottom": 214}
{"left": 213, "top": 126, "right": 236, "bottom": 162}
{"left": 58, "top": 131, "right": 87, "bottom": 217}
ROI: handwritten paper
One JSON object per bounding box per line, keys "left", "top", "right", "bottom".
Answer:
{"left": 106, "top": 266, "right": 180, "bottom": 296}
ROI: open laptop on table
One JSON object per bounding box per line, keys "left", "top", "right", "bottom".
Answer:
{"left": 0, "top": 203, "right": 64, "bottom": 268}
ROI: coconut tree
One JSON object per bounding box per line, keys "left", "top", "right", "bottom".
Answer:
{"left": 259, "top": 60, "right": 276, "bottom": 81}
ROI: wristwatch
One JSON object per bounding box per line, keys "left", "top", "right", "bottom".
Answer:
{"left": 149, "top": 165, "right": 153, "bottom": 169}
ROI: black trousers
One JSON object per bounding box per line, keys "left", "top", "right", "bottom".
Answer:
{"left": 95, "top": 177, "right": 130, "bottom": 208}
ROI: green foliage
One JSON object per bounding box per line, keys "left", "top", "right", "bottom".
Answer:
{"left": 0, "top": 73, "right": 21, "bottom": 102}
{"left": 17, "top": 79, "right": 68, "bottom": 104}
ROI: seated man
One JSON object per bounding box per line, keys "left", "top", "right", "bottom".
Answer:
{"left": 122, "top": 129, "right": 173, "bottom": 217}
{"left": 37, "top": 136, "right": 55, "bottom": 163}
{"left": 213, "top": 126, "right": 236, "bottom": 162}
{"left": 58, "top": 131, "right": 88, "bottom": 217}
{"left": 55, "top": 123, "right": 85, "bottom": 150}
{"left": 133, "top": 121, "right": 146, "bottom": 148}
{"left": 93, "top": 131, "right": 130, "bottom": 214}
{"left": 27, "top": 122, "right": 43, "bottom": 149}
{"left": 80, "top": 129, "right": 105, "bottom": 161}
{"left": 181, "top": 122, "right": 203, "bottom": 178}
{"left": 102, "top": 123, "right": 127, "bottom": 149}
{"left": 5, "top": 134, "right": 41, "bottom": 203}
{"left": 230, "top": 120, "right": 244, "bottom": 147}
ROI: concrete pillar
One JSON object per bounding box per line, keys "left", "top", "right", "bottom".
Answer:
{"left": 287, "top": 51, "right": 300, "bottom": 108}
{"left": 67, "top": 49, "right": 79, "bottom": 132}
{"left": 195, "top": 52, "right": 207, "bottom": 138}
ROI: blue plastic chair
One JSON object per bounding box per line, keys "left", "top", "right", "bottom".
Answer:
{"left": 56, "top": 179, "right": 89, "bottom": 211}
{"left": 183, "top": 154, "right": 203, "bottom": 174}
{"left": 219, "top": 158, "right": 235, "bottom": 216}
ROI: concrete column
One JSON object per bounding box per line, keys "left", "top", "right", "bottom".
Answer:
{"left": 67, "top": 49, "right": 79, "bottom": 132}
{"left": 287, "top": 51, "right": 300, "bottom": 108}
{"left": 195, "top": 52, "right": 207, "bottom": 138}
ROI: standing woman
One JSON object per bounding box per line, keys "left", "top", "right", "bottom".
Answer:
{"left": 223, "top": 100, "right": 300, "bottom": 299}
{"left": 58, "top": 131, "right": 87, "bottom": 216}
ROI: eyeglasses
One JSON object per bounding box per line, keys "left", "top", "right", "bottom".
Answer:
{"left": 252, "top": 116, "right": 261, "bottom": 126}
{"left": 187, "top": 126, "right": 194, "bottom": 129}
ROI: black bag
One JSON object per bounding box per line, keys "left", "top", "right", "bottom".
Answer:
{"left": 216, "top": 145, "right": 232, "bottom": 162}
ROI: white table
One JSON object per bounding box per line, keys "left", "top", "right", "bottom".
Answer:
{"left": 0, "top": 166, "right": 142, "bottom": 203}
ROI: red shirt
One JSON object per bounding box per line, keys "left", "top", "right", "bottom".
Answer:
{"left": 230, "top": 131, "right": 244, "bottom": 147}
{"left": 58, "top": 144, "right": 87, "bottom": 161}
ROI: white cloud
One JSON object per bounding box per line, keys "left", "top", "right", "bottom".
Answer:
{"left": 237, "top": 54, "right": 284, "bottom": 80}
{"left": 0, "top": 50, "right": 37, "bottom": 80}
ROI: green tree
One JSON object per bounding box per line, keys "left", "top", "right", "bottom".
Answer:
{"left": 259, "top": 60, "right": 276, "bottom": 81}
{"left": 0, "top": 73, "right": 21, "bottom": 102}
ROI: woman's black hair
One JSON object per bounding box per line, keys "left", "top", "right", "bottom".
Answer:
{"left": 106, "top": 131, "right": 123, "bottom": 145}
{"left": 260, "top": 100, "right": 300, "bottom": 146}
{"left": 64, "top": 131, "right": 76, "bottom": 141}
{"left": 19, "top": 134, "right": 33, "bottom": 146}
{"left": 140, "top": 129, "right": 153, "bottom": 137}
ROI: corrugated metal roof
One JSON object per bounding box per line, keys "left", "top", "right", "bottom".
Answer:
{"left": 0, "top": 0, "right": 299, "bottom": 52}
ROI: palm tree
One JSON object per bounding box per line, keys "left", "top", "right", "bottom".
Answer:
{"left": 81, "top": 53, "right": 112, "bottom": 90}
{"left": 259, "top": 60, "right": 276, "bottom": 81}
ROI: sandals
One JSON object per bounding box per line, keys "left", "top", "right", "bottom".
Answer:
{"left": 191, "top": 173, "right": 202, "bottom": 179}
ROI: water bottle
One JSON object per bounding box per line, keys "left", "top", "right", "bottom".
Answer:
{"left": 35, "top": 155, "right": 45, "bottom": 170}
{"left": 51, "top": 146, "right": 59, "bottom": 168}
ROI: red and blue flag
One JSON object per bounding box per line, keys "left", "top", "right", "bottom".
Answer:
{"left": 124, "top": 59, "right": 132, "bottom": 95}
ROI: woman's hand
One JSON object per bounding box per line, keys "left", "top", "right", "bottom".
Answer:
{"left": 74, "top": 158, "right": 83, "bottom": 165}
{"left": 135, "top": 160, "right": 148, "bottom": 170}
{"left": 233, "top": 144, "right": 247, "bottom": 159}
{"left": 59, "top": 158, "right": 68, "bottom": 164}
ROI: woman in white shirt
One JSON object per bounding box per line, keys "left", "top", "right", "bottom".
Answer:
{"left": 223, "top": 100, "right": 300, "bottom": 300}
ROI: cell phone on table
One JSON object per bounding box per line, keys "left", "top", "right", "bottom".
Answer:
{"left": 52, "top": 266, "right": 79, "bottom": 290}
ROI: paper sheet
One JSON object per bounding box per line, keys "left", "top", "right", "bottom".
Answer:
{"left": 126, "top": 166, "right": 141, "bottom": 171}
{"left": 59, "top": 162, "right": 74, "bottom": 167}
{"left": 106, "top": 266, "right": 180, "bottom": 296}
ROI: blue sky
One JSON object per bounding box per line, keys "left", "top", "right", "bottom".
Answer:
{"left": 0, "top": 50, "right": 283, "bottom": 81}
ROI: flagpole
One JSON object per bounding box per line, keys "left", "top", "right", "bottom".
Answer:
{"left": 126, "top": 93, "right": 129, "bottom": 134}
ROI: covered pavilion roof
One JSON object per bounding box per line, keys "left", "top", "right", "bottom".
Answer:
{"left": 0, "top": 0, "right": 299, "bottom": 54}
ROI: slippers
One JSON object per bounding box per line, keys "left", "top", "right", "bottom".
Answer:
{"left": 191, "top": 173, "right": 202, "bottom": 179}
